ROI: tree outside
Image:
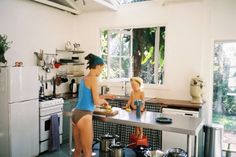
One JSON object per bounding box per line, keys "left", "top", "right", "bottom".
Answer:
{"left": 213, "top": 41, "right": 236, "bottom": 155}
{"left": 100, "top": 26, "right": 165, "bottom": 84}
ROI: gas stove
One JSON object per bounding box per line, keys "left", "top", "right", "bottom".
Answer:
{"left": 39, "top": 95, "right": 64, "bottom": 153}
{"left": 39, "top": 96, "right": 64, "bottom": 108}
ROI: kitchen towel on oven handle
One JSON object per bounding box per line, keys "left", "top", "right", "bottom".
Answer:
{"left": 49, "top": 114, "right": 60, "bottom": 151}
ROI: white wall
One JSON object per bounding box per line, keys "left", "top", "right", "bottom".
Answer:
{"left": 75, "top": 1, "right": 205, "bottom": 100}
{"left": 74, "top": 0, "right": 236, "bottom": 123}
{"left": 0, "top": 0, "right": 79, "bottom": 94}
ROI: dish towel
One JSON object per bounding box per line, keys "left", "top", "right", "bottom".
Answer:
{"left": 49, "top": 114, "right": 60, "bottom": 151}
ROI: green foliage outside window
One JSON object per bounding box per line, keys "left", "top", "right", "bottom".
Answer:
{"left": 100, "top": 26, "right": 165, "bottom": 84}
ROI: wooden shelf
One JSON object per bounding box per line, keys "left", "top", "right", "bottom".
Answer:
{"left": 56, "top": 49, "right": 84, "bottom": 54}
{"left": 59, "top": 62, "right": 84, "bottom": 65}
{"left": 57, "top": 74, "right": 84, "bottom": 78}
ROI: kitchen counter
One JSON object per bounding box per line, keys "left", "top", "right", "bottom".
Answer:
{"left": 94, "top": 107, "right": 203, "bottom": 136}
{"left": 94, "top": 107, "right": 203, "bottom": 157}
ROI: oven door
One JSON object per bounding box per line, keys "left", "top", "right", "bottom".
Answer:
{"left": 40, "top": 112, "right": 63, "bottom": 141}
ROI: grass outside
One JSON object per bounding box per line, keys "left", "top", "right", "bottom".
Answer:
{"left": 213, "top": 112, "right": 236, "bottom": 132}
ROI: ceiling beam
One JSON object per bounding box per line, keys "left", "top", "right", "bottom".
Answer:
{"left": 32, "top": 0, "right": 81, "bottom": 14}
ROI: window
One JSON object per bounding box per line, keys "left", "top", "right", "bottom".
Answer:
{"left": 213, "top": 41, "right": 236, "bottom": 154}
{"left": 118, "top": 0, "right": 150, "bottom": 4}
{"left": 100, "top": 26, "right": 165, "bottom": 84}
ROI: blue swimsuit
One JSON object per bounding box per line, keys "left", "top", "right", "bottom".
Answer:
{"left": 72, "top": 79, "right": 95, "bottom": 124}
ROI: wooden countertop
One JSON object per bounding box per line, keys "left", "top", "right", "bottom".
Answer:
{"left": 146, "top": 98, "right": 203, "bottom": 109}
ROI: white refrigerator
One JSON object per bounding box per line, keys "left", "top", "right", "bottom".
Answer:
{"left": 0, "top": 66, "right": 39, "bottom": 157}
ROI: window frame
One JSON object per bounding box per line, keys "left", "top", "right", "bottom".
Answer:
{"left": 107, "top": 29, "right": 133, "bottom": 80}
{"left": 99, "top": 25, "right": 166, "bottom": 88}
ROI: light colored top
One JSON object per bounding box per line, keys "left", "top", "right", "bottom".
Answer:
{"left": 75, "top": 79, "right": 95, "bottom": 112}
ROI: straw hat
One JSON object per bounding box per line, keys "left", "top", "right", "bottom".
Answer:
{"left": 130, "top": 77, "right": 143, "bottom": 86}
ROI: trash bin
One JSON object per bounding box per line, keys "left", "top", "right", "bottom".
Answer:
{"left": 203, "top": 123, "right": 224, "bottom": 157}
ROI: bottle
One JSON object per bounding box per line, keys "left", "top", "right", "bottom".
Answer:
{"left": 134, "top": 99, "right": 142, "bottom": 118}
{"left": 69, "top": 79, "right": 76, "bottom": 93}
{"left": 72, "top": 83, "right": 77, "bottom": 94}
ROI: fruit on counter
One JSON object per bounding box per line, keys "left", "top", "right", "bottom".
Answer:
{"left": 100, "top": 104, "right": 112, "bottom": 111}
{"left": 125, "top": 107, "right": 131, "bottom": 112}
{"left": 105, "top": 105, "right": 112, "bottom": 110}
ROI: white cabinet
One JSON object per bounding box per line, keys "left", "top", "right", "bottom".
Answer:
{"left": 162, "top": 108, "right": 199, "bottom": 155}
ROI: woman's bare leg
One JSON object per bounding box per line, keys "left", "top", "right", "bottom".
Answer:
{"left": 73, "top": 124, "right": 82, "bottom": 157}
{"left": 77, "top": 114, "right": 93, "bottom": 157}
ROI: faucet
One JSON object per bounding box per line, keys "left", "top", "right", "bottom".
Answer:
{"left": 122, "top": 80, "right": 129, "bottom": 96}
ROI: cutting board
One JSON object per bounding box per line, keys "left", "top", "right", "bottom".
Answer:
{"left": 94, "top": 107, "right": 119, "bottom": 116}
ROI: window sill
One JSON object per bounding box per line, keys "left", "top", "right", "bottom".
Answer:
{"left": 100, "top": 80, "right": 168, "bottom": 90}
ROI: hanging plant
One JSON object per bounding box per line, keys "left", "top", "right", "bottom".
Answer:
{"left": 0, "top": 34, "right": 12, "bottom": 64}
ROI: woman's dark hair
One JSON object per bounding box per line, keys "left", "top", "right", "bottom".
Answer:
{"left": 85, "top": 53, "right": 104, "bottom": 69}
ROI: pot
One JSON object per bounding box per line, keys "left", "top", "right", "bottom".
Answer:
{"left": 96, "top": 133, "right": 119, "bottom": 152}
{"left": 165, "top": 148, "right": 187, "bottom": 157}
{"left": 109, "top": 142, "right": 125, "bottom": 157}
{"left": 144, "top": 150, "right": 164, "bottom": 157}
{"left": 133, "top": 145, "right": 151, "bottom": 157}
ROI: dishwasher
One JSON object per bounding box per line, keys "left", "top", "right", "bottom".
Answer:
{"left": 162, "top": 108, "right": 199, "bottom": 156}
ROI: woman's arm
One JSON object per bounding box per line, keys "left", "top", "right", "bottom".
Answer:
{"left": 99, "top": 94, "right": 116, "bottom": 99}
{"left": 90, "top": 77, "right": 109, "bottom": 106}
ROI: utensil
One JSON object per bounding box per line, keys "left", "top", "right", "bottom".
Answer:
{"left": 94, "top": 133, "right": 119, "bottom": 152}
{"left": 165, "top": 148, "right": 187, "bottom": 157}
{"left": 45, "top": 67, "right": 50, "bottom": 73}
{"left": 133, "top": 145, "right": 151, "bottom": 157}
{"left": 54, "top": 63, "right": 61, "bottom": 69}
{"left": 65, "top": 41, "right": 73, "bottom": 51}
{"left": 55, "top": 76, "right": 62, "bottom": 86}
{"left": 156, "top": 117, "right": 172, "bottom": 124}
{"left": 144, "top": 150, "right": 164, "bottom": 157}
{"left": 109, "top": 142, "right": 125, "bottom": 157}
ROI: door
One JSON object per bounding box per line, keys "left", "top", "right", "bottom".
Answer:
{"left": 213, "top": 41, "right": 236, "bottom": 155}
{"left": 8, "top": 66, "right": 39, "bottom": 103}
{"left": 10, "top": 99, "right": 39, "bottom": 157}
{"left": 0, "top": 68, "right": 10, "bottom": 157}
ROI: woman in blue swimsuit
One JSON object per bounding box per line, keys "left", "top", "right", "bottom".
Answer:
{"left": 72, "top": 53, "right": 109, "bottom": 157}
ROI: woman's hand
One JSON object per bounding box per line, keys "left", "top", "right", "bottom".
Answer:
{"left": 102, "top": 99, "right": 109, "bottom": 106}
{"left": 122, "top": 104, "right": 128, "bottom": 109}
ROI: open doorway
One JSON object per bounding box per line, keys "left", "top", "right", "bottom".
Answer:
{"left": 213, "top": 41, "right": 236, "bottom": 156}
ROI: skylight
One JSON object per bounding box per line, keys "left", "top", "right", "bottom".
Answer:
{"left": 118, "top": 0, "right": 150, "bottom": 4}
